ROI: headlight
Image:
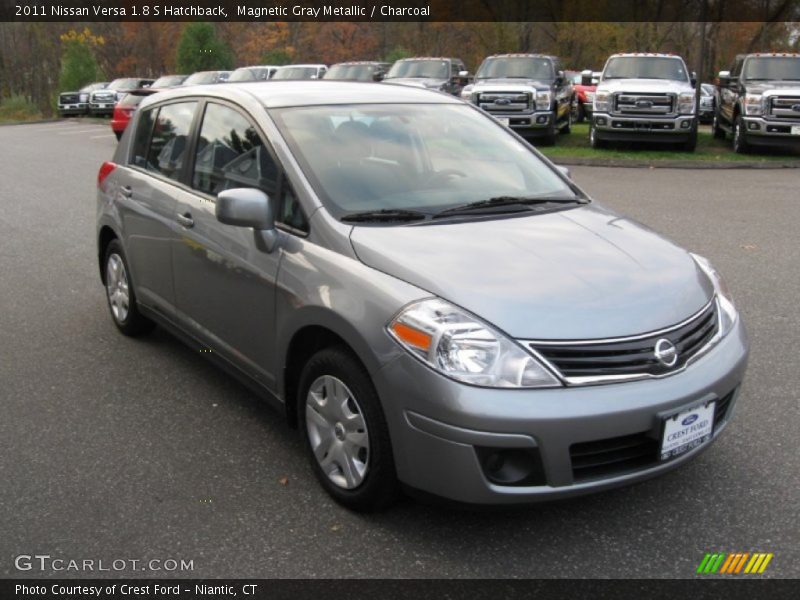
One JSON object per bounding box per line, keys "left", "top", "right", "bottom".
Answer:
{"left": 79, "top": 93, "right": 88, "bottom": 102}
{"left": 593, "top": 90, "right": 610, "bottom": 112}
{"left": 535, "top": 90, "right": 552, "bottom": 111}
{"left": 388, "top": 299, "right": 561, "bottom": 388}
{"left": 678, "top": 92, "right": 696, "bottom": 115}
{"left": 691, "top": 254, "right": 737, "bottom": 338}
{"left": 744, "top": 93, "right": 763, "bottom": 116}
{"left": 585, "top": 91, "right": 595, "bottom": 102}
{"left": 460, "top": 84, "right": 474, "bottom": 100}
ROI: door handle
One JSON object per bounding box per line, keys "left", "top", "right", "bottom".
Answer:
{"left": 120, "top": 185, "right": 133, "bottom": 198}
{"left": 176, "top": 213, "right": 194, "bottom": 228}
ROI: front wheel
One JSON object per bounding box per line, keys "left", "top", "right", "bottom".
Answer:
{"left": 681, "top": 126, "right": 698, "bottom": 152}
{"left": 561, "top": 108, "right": 572, "bottom": 134}
{"left": 299, "top": 347, "right": 399, "bottom": 511}
{"left": 712, "top": 112, "right": 726, "bottom": 140}
{"left": 733, "top": 115, "right": 750, "bottom": 154}
{"left": 589, "top": 125, "right": 607, "bottom": 149}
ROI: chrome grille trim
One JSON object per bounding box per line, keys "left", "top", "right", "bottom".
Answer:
{"left": 613, "top": 92, "right": 675, "bottom": 116}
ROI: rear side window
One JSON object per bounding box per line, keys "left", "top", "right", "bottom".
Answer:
{"left": 131, "top": 108, "right": 156, "bottom": 169}
{"left": 145, "top": 102, "right": 198, "bottom": 181}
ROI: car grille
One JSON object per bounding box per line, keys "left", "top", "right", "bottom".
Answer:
{"left": 528, "top": 299, "right": 719, "bottom": 384}
{"left": 613, "top": 92, "right": 675, "bottom": 116}
{"left": 477, "top": 91, "right": 532, "bottom": 114}
{"left": 570, "top": 388, "right": 736, "bottom": 482}
{"left": 93, "top": 92, "right": 115, "bottom": 102}
{"left": 60, "top": 93, "right": 79, "bottom": 103}
{"left": 768, "top": 95, "right": 800, "bottom": 120}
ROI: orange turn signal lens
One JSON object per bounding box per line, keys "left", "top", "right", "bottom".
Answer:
{"left": 390, "top": 322, "right": 432, "bottom": 352}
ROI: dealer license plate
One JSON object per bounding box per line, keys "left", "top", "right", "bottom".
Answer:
{"left": 791, "top": 125, "right": 800, "bottom": 136}
{"left": 496, "top": 117, "right": 510, "bottom": 127}
{"left": 660, "top": 401, "right": 715, "bottom": 460}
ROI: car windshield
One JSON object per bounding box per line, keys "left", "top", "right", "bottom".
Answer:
{"left": 80, "top": 82, "right": 107, "bottom": 92}
{"left": 476, "top": 57, "right": 554, "bottom": 80}
{"left": 183, "top": 72, "right": 218, "bottom": 85}
{"left": 603, "top": 57, "right": 687, "bottom": 81}
{"left": 325, "top": 64, "right": 376, "bottom": 81}
{"left": 228, "top": 68, "right": 257, "bottom": 82}
{"left": 108, "top": 78, "right": 141, "bottom": 90}
{"left": 151, "top": 75, "right": 186, "bottom": 88}
{"left": 273, "top": 67, "right": 319, "bottom": 80}
{"left": 386, "top": 60, "right": 448, "bottom": 79}
{"left": 743, "top": 57, "right": 800, "bottom": 81}
{"left": 270, "top": 103, "right": 576, "bottom": 220}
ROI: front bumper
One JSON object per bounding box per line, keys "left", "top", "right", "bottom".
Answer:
{"left": 58, "top": 103, "right": 88, "bottom": 115}
{"left": 488, "top": 111, "right": 553, "bottom": 136}
{"left": 593, "top": 113, "right": 697, "bottom": 143}
{"left": 90, "top": 102, "right": 116, "bottom": 115}
{"left": 741, "top": 116, "right": 800, "bottom": 148}
{"left": 374, "top": 318, "right": 748, "bottom": 504}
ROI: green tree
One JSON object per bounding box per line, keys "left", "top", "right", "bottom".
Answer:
{"left": 58, "top": 30, "right": 102, "bottom": 91}
{"left": 261, "top": 49, "right": 291, "bottom": 66}
{"left": 175, "top": 22, "right": 234, "bottom": 73}
{"left": 384, "top": 46, "right": 410, "bottom": 63}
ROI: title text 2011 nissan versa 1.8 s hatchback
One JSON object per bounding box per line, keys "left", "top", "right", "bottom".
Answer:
{"left": 96, "top": 81, "right": 748, "bottom": 511}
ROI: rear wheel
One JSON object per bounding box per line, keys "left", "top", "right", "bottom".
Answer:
{"left": 733, "top": 115, "right": 750, "bottom": 154}
{"left": 298, "top": 347, "right": 399, "bottom": 512}
{"left": 561, "top": 108, "right": 572, "bottom": 134}
{"left": 103, "top": 240, "right": 154, "bottom": 337}
{"left": 575, "top": 102, "right": 585, "bottom": 123}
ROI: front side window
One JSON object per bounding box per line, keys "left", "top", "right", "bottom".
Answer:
{"left": 271, "top": 103, "right": 575, "bottom": 219}
{"left": 144, "top": 102, "right": 197, "bottom": 181}
{"left": 192, "top": 102, "right": 307, "bottom": 232}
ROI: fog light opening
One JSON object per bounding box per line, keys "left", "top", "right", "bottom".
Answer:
{"left": 476, "top": 447, "right": 546, "bottom": 487}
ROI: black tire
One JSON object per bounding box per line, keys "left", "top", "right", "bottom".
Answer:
{"left": 561, "top": 108, "right": 572, "bottom": 134}
{"left": 103, "top": 239, "right": 155, "bottom": 337}
{"left": 712, "top": 111, "right": 726, "bottom": 140}
{"left": 732, "top": 114, "right": 750, "bottom": 154}
{"left": 114, "top": 130, "right": 122, "bottom": 141}
{"left": 575, "top": 102, "right": 585, "bottom": 124}
{"left": 682, "top": 126, "right": 698, "bottom": 152}
{"left": 589, "top": 125, "right": 607, "bottom": 149}
{"left": 298, "top": 346, "right": 399, "bottom": 512}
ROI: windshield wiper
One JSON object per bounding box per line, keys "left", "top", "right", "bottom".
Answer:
{"left": 434, "top": 195, "right": 584, "bottom": 218}
{"left": 341, "top": 209, "right": 429, "bottom": 223}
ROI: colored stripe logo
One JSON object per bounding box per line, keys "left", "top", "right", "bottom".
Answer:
{"left": 697, "top": 552, "right": 773, "bottom": 574}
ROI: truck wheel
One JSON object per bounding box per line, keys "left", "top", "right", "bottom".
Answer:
{"left": 298, "top": 346, "right": 400, "bottom": 512}
{"left": 682, "top": 126, "right": 698, "bottom": 152}
{"left": 712, "top": 112, "right": 726, "bottom": 140}
{"left": 575, "top": 103, "right": 585, "bottom": 123}
{"left": 733, "top": 115, "right": 750, "bottom": 154}
{"left": 561, "top": 109, "right": 572, "bottom": 134}
{"left": 589, "top": 126, "right": 607, "bottom": 149}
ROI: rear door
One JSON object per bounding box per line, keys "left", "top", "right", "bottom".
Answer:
{"left": 171, "top": 100, "right": 307, "bottom": 389}
{"left": 118, "top": 100, "right": 199, "bottom": 317}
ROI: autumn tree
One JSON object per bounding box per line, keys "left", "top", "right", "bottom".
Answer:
{"left": 175, "top": 22, "right": 234, "bottom": 73}
{"left": 58, "top": 28, "right": 104, "bottom": 92}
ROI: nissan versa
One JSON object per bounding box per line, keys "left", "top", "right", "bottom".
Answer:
{"left": 96, "top": 82, "right": 748, "bottom": 511}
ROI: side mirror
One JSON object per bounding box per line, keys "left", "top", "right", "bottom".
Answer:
{"left": 373, "top": 71, "right": 385, "bottom": 82}
{"left": 718, "top": 70, "right": 730, "bottom": 84}
{"left": 581, "top": 69, "right": 593, "bottom": 86}
{"left": 216, "top": 188, "right": 277, "bottom": 251}
{"left": 556, "top": 165, "right": 571, "bottom": 180}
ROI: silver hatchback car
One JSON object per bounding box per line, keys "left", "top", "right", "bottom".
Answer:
{"left": 96, "top": 82, "right": 748, "bottom": 511}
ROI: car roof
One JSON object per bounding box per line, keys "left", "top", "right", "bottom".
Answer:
{"left": 608, "top": 53, "right": 683, "bottom": 59}
{"left": 487, "top": 53, "right": 556, "bottom": 60}
{"left": 141, "top": 81, "right": 463, "bottom": 110}
{"left": 276, "top": 64, "right": 326, "bottom": 69}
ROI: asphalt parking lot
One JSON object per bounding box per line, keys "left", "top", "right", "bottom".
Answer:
{"left": 1, "top": 120, "right": 798, "bottom": 579}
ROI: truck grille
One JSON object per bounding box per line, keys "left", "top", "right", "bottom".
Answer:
{"left": 477, "top": 91, "right": 532, "bottom": 114}
{"left": 768, "top": 95, "right": 800, "bottom": 120}
{"left": 93, "top": 92, "right": 115, "bottom": 102}
{"left": 613, "top": 92, "right": 675, "bottom": 116}
{"left": 529, "top": 299, "right": 718, "bottom": 384}
{"left": 570, "top": 388, "right": 736, "bottom": 482}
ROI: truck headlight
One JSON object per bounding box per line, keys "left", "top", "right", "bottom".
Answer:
{"left": 460, "top": 84, "right": 474, "bottom": 100}
{"left": 678, "top": 92, "right": 696, "bottom": 115}
{"left": 79, "top": 93, "right": 89, "bottom": 102}
{"left": 593, "top": 91, "right": 610, "bottom": 112}
{"left": 535, "top": 90, "right": 552, "bottom": 111}
{"left": 691, "top": 254, "right": 738, "bottom": 338}
{"left": 388, "top": 299, "right": 561, "bottom": 388}
{"left": 585, "top": 91, "right": 595, "bottom": 102}
{"left": 744, "top": 93, "right": 763, "bottom": 116}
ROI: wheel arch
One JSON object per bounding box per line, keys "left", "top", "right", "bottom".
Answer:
{"left": 97, "top": 224, "right": 120, "bottom": 283}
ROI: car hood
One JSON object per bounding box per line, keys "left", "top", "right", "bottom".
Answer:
{"left": 473, "top": 78, "right": 552, "bottom": 91}
{"left": 744, "top": 80, "right": 800, "bottom": 94}
{"left": 349, "top": 204, "right": 715, "bottom": 340}
{"left": 385, "top": 78, "right": 447, "bottom": 89}
{"left": 598, "top": 78, "right": 692, "bottom": 94}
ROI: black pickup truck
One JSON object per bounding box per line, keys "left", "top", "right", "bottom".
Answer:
{"left": 714, "top": 53, "right": 800, "bottom": 153}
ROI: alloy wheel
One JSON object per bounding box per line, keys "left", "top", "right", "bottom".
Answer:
{"left": 105, "top": 253, "right": 130, "bottom": 323}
